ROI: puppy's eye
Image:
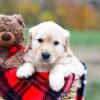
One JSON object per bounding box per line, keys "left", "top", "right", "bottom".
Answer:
{"left": 54, "top": 41, "right": 59, "bottom": 46}
{"left": 37, "top": 38, "right": 43, "bottom": 43}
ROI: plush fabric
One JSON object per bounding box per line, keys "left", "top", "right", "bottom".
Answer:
{"left": 0, "top": 14, "right": 25, "bottom": 45}
{"left": 0, "top": 45, "right": 25, "bottom": 68}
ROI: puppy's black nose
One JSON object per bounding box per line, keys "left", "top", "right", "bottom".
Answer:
{"left": 1, "top": 33, "right": 11, "bottom": 41}
{"left": 42, "top": 52, "right": 51, "bottom": 60}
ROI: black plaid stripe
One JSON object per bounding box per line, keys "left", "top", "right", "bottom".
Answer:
{"left": 0, "top": 66, "right": 4, "bottom": 75}
{"left": 0, "top": 67, "right": 21, "bottom": 100}
{"left": 16, "top": 81, "right": 27, "bottom": 94}
{"left": 32, "top": 73, "right": 49, "bottom": 88}
{"left": 13, "top": 80, "right": 22, "bottom": 90}
{"left": 19, "top": 82, "right": 31, "bottom": 96}
{"left": 18, "top": 73, "right": 75, "bottom": 100}
{"left": 44, "top": 74, "right": 75, "bottom": 100}
{"left": 13, "top": 79, "right": 31, "bottom": 97}
{"left": 44, "top": 88, "right": 62, "bottom": 100}
{"left": 34, "top": 73, "right": 49, "bottom": 83}
{"left": 31, "top": 74, "right": 58, "bottom": 99}
{"left": 18, "top": 73, "right": 58, "bottom": 99}
{"left": 12, "top": 72, "right": 62, "bottom": 99}
{"left": 0, "top": 68, "right": 76, "bottom": 100}
{"left": 0, "top": 67, "right": 9, "bottom": 96}
{"left": 77, "top": 62, "right": 87, "bottom": 97}
{"left": 31, "top": 73, "right": 57, "bottom": 97}
{"left": 12, "top": 73, "right": 50, "bottom": 98}
{"left": 58, "top": 74, "right": 75, "bottom": 100}
{"left": 4, "top": 89, "right": 21, "bottom": 100}
{"left": 36, "top": 73, "right": 62, "bottom": 98}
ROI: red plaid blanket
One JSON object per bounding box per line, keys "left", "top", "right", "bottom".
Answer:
{"left": 0, "top": 45, "right": 87, "bottom": 100}
{"left": 0, "top": 67, "right": 75, "bottom": 100}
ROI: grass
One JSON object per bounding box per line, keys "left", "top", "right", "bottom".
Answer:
{"left": 86, "top": 81, "right": 100, "bottom": 100}
{"left": 70, "top": 30, "right": 100, "bottom": 47}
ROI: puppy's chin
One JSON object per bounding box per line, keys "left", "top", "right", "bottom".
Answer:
{"left": 36, "top": 58, "right": 56, "bottom": 66}
{"left": 40, "top": 61, "right": 51, "bottom": 67}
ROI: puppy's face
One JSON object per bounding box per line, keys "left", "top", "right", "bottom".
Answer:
{"left": 26, "top": 22, "right": 70, "bottom": 66}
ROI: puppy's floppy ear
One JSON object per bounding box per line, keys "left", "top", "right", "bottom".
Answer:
{"left": 62, "top": 29, "right": 70, "bottom": 51}
{"left": 63, "top": 29, "right": 73, "bottom": 55}
{"left": 25, "top": 33, "right": 32, "bottom": 53}
{"left": 25, "top": 26, "right": 38, "bottom": 53}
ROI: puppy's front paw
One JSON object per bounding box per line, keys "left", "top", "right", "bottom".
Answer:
{"left": 49, "top": 74, "right": 65, "bottom": 92}
{"left": 16, "top": 63, "right": 34, "bottom": 78}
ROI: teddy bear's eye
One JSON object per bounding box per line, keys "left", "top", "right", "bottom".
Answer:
{"left": 54, "top": 41, "right": 59, "bottom": 46}
{"left": 37, "top": 38, "right": 43, "bottom": 43}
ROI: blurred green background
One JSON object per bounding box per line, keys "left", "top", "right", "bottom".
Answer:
{"left": 0, "top": 0, "right": 100, "bottom": 99}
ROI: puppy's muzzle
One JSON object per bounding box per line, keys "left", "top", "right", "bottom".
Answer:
{"left": 41, "top": 52, "right": 51, "bottom": 60}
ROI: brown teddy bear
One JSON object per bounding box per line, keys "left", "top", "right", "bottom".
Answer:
{"left": 0, "top": 14, "right": 25, "bottom": 100}
{"left": 0, "top": 14, "right": 25, "bottom": 69}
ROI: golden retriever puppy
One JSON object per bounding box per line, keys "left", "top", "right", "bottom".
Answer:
{"left": 16, "top": 21, "right": 84, "bottom": 91}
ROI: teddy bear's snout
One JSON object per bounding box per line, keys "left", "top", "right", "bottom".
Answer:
{"left": 1, "top": 33, "right": 11, "bottom": 41}
{"left": 0, "top": 31, "right": 16, "bottom": 46}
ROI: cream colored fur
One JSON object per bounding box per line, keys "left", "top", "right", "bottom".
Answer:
{"left": 17, "top": 21, "right": 84, "bottom": 91}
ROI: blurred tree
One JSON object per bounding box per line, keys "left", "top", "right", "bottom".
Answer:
{"left": 0, "top": 0, "right": 99, "bottom": 30}
{"left": 0, "top": 0, "right": 17, "bottom": 14}
{"left": 38, "top": 10, "right": 56, "bottom": 22}
{"left": 17, "top": 1, "right": 40, "bottom": 25}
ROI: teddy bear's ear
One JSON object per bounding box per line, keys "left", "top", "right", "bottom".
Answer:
{"left": 13, "top": 14, "right": 25, "bottom": 28}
